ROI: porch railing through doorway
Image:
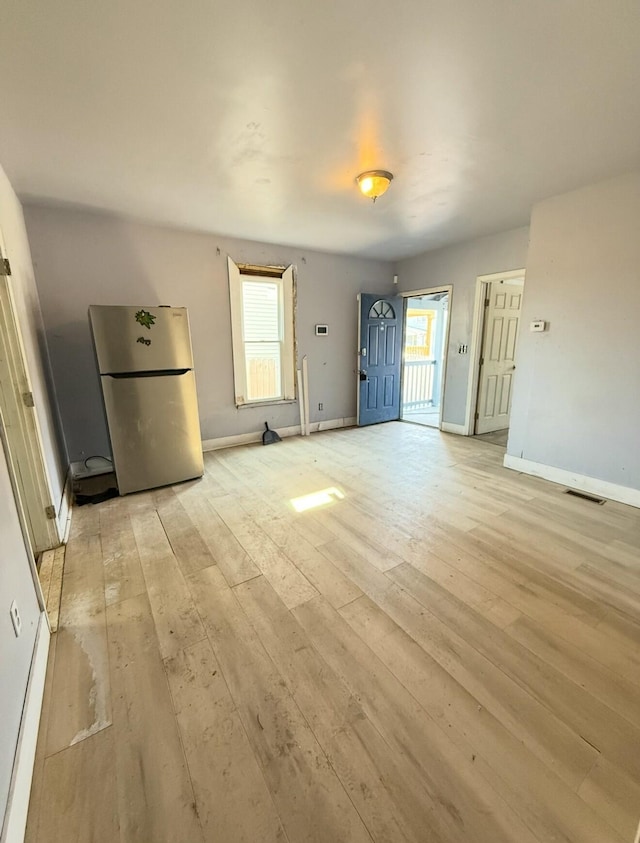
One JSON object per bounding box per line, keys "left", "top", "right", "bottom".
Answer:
{"left": 402, "top": 359, "right": 436, "bottom": 409}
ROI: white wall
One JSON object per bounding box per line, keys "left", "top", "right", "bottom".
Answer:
{"left": 396, "top": 226, "right": 530, "bottom": 426}
{"left": 508, "top": 171, "right": 640, "bottom": 492}
{"left": 23, "top": 204, "right": 394, "bottom": 462}
{"left": 0, "top": 166, "right": 66, "bottom": 510}
{"left": 0, "top": 426, "right": 41, "bottom": 830}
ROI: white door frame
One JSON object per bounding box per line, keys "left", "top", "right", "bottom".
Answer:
{"left": 0, "top": 410, "right": 50, "bottom": 843}
{"left": 399, "top": 285, "right": 453, "bottom": 431}
{"left": 0, "top": 231, "right": 60, "bottom": 551}
{"left": 0, "top": 410, "right": 48, "bottom": 614}
{"left": 463, "top": 269, "right": 525, "bottom": 436}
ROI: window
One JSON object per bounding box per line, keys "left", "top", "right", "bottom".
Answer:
{"left": 228, "top": 258, "right": 295, "bottom": 406}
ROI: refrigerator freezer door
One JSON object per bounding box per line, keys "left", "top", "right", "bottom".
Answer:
{"left": 89, "top": 305, "right": 194, "bottom": 374}
{"left": 101, "top": 371, "right": 204, "bottom": 494}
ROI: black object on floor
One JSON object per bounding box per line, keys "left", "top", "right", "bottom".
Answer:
{"left": 75, "top": 487, "right": 119, "bottom": 506}
{"left": 262, "top": 422, "right": 282, "bottom": 445}
{"left": 73, "top": 471, "right": 119, "bottom": 506}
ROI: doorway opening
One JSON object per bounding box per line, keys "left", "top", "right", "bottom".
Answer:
{"left": 400, "top": 290, "right": 449, "bottom": 428}
{"left": 465, "top": 270, "right": 525, "bottom": 445}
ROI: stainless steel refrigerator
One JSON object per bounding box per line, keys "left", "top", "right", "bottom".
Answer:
{"left": 89, "top": 305, "right": 204, "bottom": 495}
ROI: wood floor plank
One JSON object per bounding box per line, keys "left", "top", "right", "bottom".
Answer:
{"left": 235, "top": 574, "right": 428, "bottom": 843}
{"left": 211, "top": 496, "right": 318, "bottom": 608}
{"left": 388, "top": 562, "right": 640, "bottom": 783}
{"left": 293, "top": 594, "right": 542, "bottom": 843}
{"left": 251, "top": 514, "right": 363, "bottom": 608}
{"left": 24, "top": 635, "right": 57, "bottom": 843}
{"left": 472, "top": 519, "right": 637, "bottom": 622}
{"left": 46, "top": 546, "right": 66, "bottom": 632}
{"left": 45, "top": 534, "right": 111, "bottom": 756}
{"left": 339, "top": 593, "right": 625, "bottom": 843}
{"left": 100, "top": 505, "right": 146, "bottom": 607}
{"left": 438, "top": 525, "right": 605, "bottom": 625}
{"left": 107, "top": 593, "right": 204, "bottom": 843}
{"left": 36, "top": 727, "right": 119, "bottom": 843}
{"left": 129, "top": 507, "right": 206, "bottom": 659}
{"left": 27, "top": 423, "right": 640, "bottom": 842}
{"left": 63, "top": 505, "right": 100, "bottom": 566}
{"left": 578, "top": 757, "right": 640, "bottom": 841}
{"left": 428, "top": 538, "right": 640, "bottom": 686}
{"left": 172, "top": 477, "right": 260, "bottom": 585}
{"left": 323, "top": 546, "right": 596, "bottom": 789}
{"left": 37, "top": 549, "right": 55, "bottom": 605}
{"left": 154, "top": 487, "right": 217, "bottom": 575}
{"left": 506, "top": 612, "right": 640, "bottom": 727}
{"left": 406, "top": 547, "right": 521, "bottom": 628}
{"left": 188, "top": 565, "right": 373, "bottom": 843}
{"left": 164, "top": 638, "right": 286, "bottom": 842}
{"left": 209, "top": 449, "right": 341, "bottom": 549}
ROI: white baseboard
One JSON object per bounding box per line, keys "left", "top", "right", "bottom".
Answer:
{"left": 503, "top": 454, "right": 640, "bottom": 509}
{"left": 57, "top": 470, "right": 72, "bottom": 544}
{"left": 314, "top": 416, "right": 356, "bottom": 432}
{"left": 1, "top": 613, "right": 50, "bottom": 843}
{"left": 202, "top": 417, "right": 357, "bottom": 452}
{"left": 441, "top": 421, "right": 467, "bottom": 435}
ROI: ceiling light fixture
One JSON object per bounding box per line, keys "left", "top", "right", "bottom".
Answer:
{"left": 356, "top": 170, "right": 394, "bottom": 202}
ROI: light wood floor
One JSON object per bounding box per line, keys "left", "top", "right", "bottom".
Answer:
{"left": 25, "top": 422, "right": 640, "bottom": 843}
{"left": 473, "top": 429, "right": 510, "bottom": 448}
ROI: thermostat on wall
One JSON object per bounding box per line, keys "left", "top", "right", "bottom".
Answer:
{"left": 530, "top": 320, "right": 546, "bottom": 332}
{"left": 315, "top": 324, "right": 329, "bottom": 336}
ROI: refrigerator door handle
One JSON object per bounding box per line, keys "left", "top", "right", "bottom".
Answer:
{"left": 105, "top": 369, "right": 191, "bottom": 378}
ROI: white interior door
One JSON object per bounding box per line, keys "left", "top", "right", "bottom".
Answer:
{"left": 475, "top": 280, "right": 523, "bottom": 434}
{"left": 0, "top": 238, "right": 59, "bottom": 551}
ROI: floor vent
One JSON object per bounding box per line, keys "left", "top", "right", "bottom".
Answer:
{"left": 564, "top": 489, "right": 605, "bottom": 505}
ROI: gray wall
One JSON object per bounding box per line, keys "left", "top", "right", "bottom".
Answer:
{"left": 508, "top": 171, "right": 640, "bottom": 491}
{"left": 396, "top": 226, "right": 530, "bottom": 426}
{"left": 23, "top": 204, "right": 394, "bottom": 463}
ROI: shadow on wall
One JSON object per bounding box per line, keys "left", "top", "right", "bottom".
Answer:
{"left": 35, "top": 218, "right": 159, "bottom": 464}
{"left": 47, "top": 319, "right": 112, "bottom": 463}
{"left": 34, "top": 314, "right": 68, "bottom": 471}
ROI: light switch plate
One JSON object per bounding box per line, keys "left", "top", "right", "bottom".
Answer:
{"left": 530, "top": 320, "right": 546, "bottom": 332}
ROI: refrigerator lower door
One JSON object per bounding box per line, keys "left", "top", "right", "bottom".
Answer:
{"left": 101, "top": 370, "right": 204, "bottom": 495}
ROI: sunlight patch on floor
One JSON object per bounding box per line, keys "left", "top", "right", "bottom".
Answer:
{"left": 290, "top": 487, "right": 345, "bottom": 513}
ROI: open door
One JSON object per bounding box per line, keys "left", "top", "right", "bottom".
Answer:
{"left": 475, "top": 280, "right": 523, "bottom": 434}
{"left": 357, "top": 293, "right": 403, "bottom": 426}
{"left": 400, "top": 291, "right": 450, "bottom": 428}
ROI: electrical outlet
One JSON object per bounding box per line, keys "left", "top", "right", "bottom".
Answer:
{"left": 10, "top": 600, "right": 22, "bottom": 637}
{"left": 318, "top": 402, "right": 323, "bottom": 411}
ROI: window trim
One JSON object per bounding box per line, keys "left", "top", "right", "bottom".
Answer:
{"left": 228, "top": 257, "right": 296, "bottom": 407}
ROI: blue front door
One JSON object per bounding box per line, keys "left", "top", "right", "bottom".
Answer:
{"left": 357, "top": 294, "right": 404, "bottom": 426}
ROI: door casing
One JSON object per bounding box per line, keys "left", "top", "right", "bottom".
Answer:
{"left": 0, "top": 231, "right": 60, "bottom": 551}
{"left": 464, "top": 269, "right": 525, "bottom": 436}
{"left": 399, "top": 285, "right": 453, "bottom": 431}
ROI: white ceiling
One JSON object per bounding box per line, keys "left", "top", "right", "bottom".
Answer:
{"left": 1, "top": 1, "right": 639, "bottom": 259}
